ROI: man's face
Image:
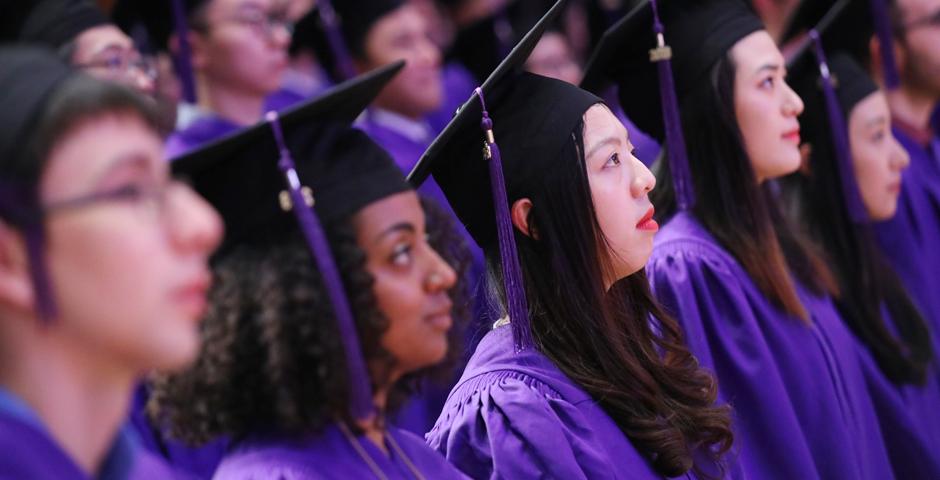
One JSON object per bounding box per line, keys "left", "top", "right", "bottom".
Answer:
{"left": 895, "top": 0, "right": 940, "bottom": 100}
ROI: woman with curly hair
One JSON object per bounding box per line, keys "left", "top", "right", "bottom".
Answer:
{"left": 0, "top": 47, "right": 221, "bottom": 478}
{"left": 151, "top": 65, "right": 471, "bottom": 479}
{"left": 582, "top": 0, "right": 896, "bottom": 478}
{"left": 409, "top": 2, "right": 735, "bottom": 478}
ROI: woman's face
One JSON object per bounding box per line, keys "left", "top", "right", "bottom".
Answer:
{"left": 848, "top": 91, "right": 911, "bottom": 221}
{"left": 38, "top": 113, "right": 223, "bottom": 373}
{"left": 353, "top": 191, "right": 457, "bottom": 376}
{"left": 360, "top": 4, "right": 443, "bottom": 119}
{"left": 582, "top": 104, "right": 657, "bottom": 287}
{"left": 191, "top": 0, "right": 290, "bottom": 99}
{"left": 731, "top": 30, "right": 805, "bottom": 182}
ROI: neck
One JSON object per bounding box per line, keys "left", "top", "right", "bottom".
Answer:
{"left": 0, "top": 319, "right": 134, "bottom": 475}
{"left": 196, "top": 76, "right": 266, "bottom": 126}
{"left": 355, "top": 384, "right": 391, "bottom": 455}
{"left": 887, "top": 86, "right": 938, "bottom": 133}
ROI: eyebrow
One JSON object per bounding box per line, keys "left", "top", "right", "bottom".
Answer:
{"left": 374, "top": 222, "right": 416, "bottom": 244}
{"left": 585, "top": 136, "right": 622, "bottom": 161}
{"left": 864, "top": 115, "right": 888, "bottom": 129}
{"left": 90, "top": 42, "right": 133, "bottom": 59}
{"left": 91, "top": 152, "right": 157, "bottom": 188}
{"left": 754, "top": 63, "right": 782, "bottom": 76}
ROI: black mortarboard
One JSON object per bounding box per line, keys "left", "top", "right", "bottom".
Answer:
{"left": 0, "top": 47, "right": 79, "bottom": 320}
{"left": 172, "top": 61, "right": 405, "bottom": 421}
{"left": 409, "top": 0, "right": 596, "bottom": 351}
{"left": 787, "top": 0, "right": 877, "bottom": 223}
{"left": 446, "top": 0, "right": 558, "bottom": 83}
{"left": 581, "top": 0, "right": 764, "bottom": 211}
{"left": 15, "top": 0, "right": 109, "bottom": 50}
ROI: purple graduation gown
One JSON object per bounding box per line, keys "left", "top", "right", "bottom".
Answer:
{"left": 427, "top": 325, "right": 700, "bottom": 480}
{"left": 0, "top": 388, "right": 180, "bottom": 480}
{"left": 853, "top": 308, "right": 940, "bottom": 479}
{"left": 165, "top": 114, "right": 241, "bottom": 159}
{"left": 212, "top": 422, "right": 467, "bottom": 480}
{"left": 874, "top": 129, "right": 940, "bottom": 358}
{"left": 646, "top": 212, "right": 895, "bottom": 480}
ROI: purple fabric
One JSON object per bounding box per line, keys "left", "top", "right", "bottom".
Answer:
{"left": 868, "top": 0, "right": 901, "bottom": 90}
{"left": 646, "top": 212, "right": 895, "bottom": 480}
{"left": 212, "top": 422, "right": 467, "bottom": 479}
{"left": 854, "top": 307, "right": 940, "bottom": 478}
{"left": 128, "top": 385, "right": 226, "bottom": 480}
{"left": 427, "top": 326, "right": 708, "bottom": 479}
{"left": 165, "top": 115, "right": 241, "bottom": 159}
{"left": 264, "top": 88, "right": 308, "bottom": 112}
{"left": 170, "top": 0, "right": 197, "bottom": 103}
{"left": 874, "top": 130, "right": 940, "bottom": 359}
{"left": 0, "top": 395, "right": 181, "bottom": 479}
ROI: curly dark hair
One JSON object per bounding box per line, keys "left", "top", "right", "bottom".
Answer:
{"left": 149, "top": 196, "right": 472, "bottom": 445}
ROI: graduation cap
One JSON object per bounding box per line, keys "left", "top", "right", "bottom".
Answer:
{"left": 581, "top": 0, "right": 764, "bottom": 211}
{"left": 408, "top": 0, "right": 595, "bottom": 351}
{"left": 0, "top": 47, "right": 78, "bottom": 320}
{"left": 14, "top": 0, "right": 109, "bottom": 50}
{"left": 172, "top": 61, "right": 404, "bottom": 420}
{"left": 786, "top": 0, "right": 876, "bottom": 223}
{"left": 446, "top": 0, "right": 558, "bottom": 84}
{"left": 111, "top": 0, "right": 204, "bottom": 103}
{"left": 781, "top": 0, "right": 900, "bottom": 90}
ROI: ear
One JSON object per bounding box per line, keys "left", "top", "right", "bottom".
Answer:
{"left": 0, "top": 221, "right": 37, "bottom": 315}
{"left": 510, "top": 198, "right": 537, "bottom": 239}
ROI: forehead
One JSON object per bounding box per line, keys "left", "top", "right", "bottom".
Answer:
{"left": 352, "top": 190, "right": 423, "bottom": 238}
{"left": 729, "top": 30, "right": 782, "bottom": 70}
{"left": 41, "top": 113, "right": 163, "bottom": 195}
{"left": 583, "top": 104, "right": 626, "bottom": 143}
{"left": 73, "top": 25, "right": 134, "bottom": 59}
{"left": 849, "top": 90, "right": 889, "bottom": 123}
{"left": 209, "top": 0, "right": 273, "bottom": 14}
{"left": 897, "top": 0, "right": 940, "bottom": 19}
{"left": 372, "top": 4, "right": 426, "bottom": 36}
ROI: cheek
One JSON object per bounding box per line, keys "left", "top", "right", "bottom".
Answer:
{"left": 372, "top": 271, "right": 447, "bottom": 370}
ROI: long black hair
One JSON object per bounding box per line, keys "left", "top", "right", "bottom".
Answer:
{"left": 487, "top": 112, "right": 734, "bottom": 478}
{"left": 652, "top": 52, "right": 837, "bottom": 321}
{"left": 780, "top": 89, "right": 933, "bottom": 385}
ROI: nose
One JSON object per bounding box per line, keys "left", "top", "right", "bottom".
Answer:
{"left": 417, "top": 36, "right": 441, "bottom": 68}
{"left": 890, "top": 133, "right": 911, "bottom": 171}
{"left": 268, "top": 22, "right": 292, "bottom": 49}
{"left": 132, "top": 70, "right": 155, "bottom": 95}
{"left": 782, "top": 79, "right": 804, "bottom": 117}
{"left": 167, "top": 183, "right": 224, "bottom": 256}
{"left": 424, "top": 245, "right": 457, "bottom": 292}
{"left": 631, "top": 156, "right": 656, "bottom": 197}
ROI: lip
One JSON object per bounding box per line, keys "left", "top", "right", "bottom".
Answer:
{"left": 887, "top": 181, "right": 902, "bottom": 194}
{"left": 425, "top": 300, "right": 454, "bottom": 332}
{"left": 636, "top": 206, "right": 659, "bottom": 232}
{"left": 173, "top": 272, "right": 211, "bottom": 320}
{"left": 782, "top": 128, "right": 801, "bottom": 144}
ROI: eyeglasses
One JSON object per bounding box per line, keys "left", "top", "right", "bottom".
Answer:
{"left": 43, "top": 179, "right": 189, "bottom": 223}
{"left": 903, "top": 8, "right": 940, "bottom": 31}
{"left": 75, "top": 54, "right": 158, "bottom": 82}
{"left": 218, "top": 10, "right": 295, "bottom": 39}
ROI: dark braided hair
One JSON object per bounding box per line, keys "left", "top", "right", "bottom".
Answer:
{"left": 150, "top": 196, "right": 471, "bottom": 445}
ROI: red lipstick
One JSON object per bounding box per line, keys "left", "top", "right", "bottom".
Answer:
{"left": 637, "top": 207, "right": 658, "bottom": 232}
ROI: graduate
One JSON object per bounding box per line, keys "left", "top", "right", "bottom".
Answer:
{"left": 866, "top": 0, "right": 940, "bottom": 354}
{"left": 150, "top": 62, "right": 471, "bottom": 480}
{"left": 154, "top": 0, "right": 293, "bottom": 156}
{"left": 581, "top": 0, "right": 895, "bottom": 478}
{"left": 780, "top": 5, "right": 940, "bottom": 475}
{"left": 5, "top": 0, "right": 155, "bottom": 96}
{"left": 413, "top": 2, "right": 734, "bottom": 478}
{"left": 0, "top": 46, "right": 221, "bottom": 479}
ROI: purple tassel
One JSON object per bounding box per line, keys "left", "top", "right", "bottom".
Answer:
{"left": 0, "top": 183, "right": 56, "bottom": 321}
{"left": 650, "top": 0, "right": 694, "bottom": 210}
{"left": 266, "top": 112, "right": 374, "bottom": 420}
{"left": 809, "top": 30, "right": 868, "bottom": 224}
{"left": 868, "top": 0, "right": 901, "bottom": 90}
{"left": 170, "top": 0, "right": 198, "bottom": 104}
{"left": 473, "top": 88, "right": 532, "bottom": 352}
{"left": 317, "top": 0, "right": 358, "bottom": 81}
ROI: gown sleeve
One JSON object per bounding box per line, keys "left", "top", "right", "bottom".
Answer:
{"left": 427, "top": 371, "right": 622, "bottom": 480}
{"left": 645, "top": 238, "right": 820, "bottom": 480}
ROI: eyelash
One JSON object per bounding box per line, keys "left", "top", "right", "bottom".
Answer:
{"left": 390, "top": 242, "right": 413, "bottom": 267}
{"left": 760, "top": 76, "right": 775, "bottom": 89}
{"left": 605, "top": 153, "right": 622, "bottom": 168}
